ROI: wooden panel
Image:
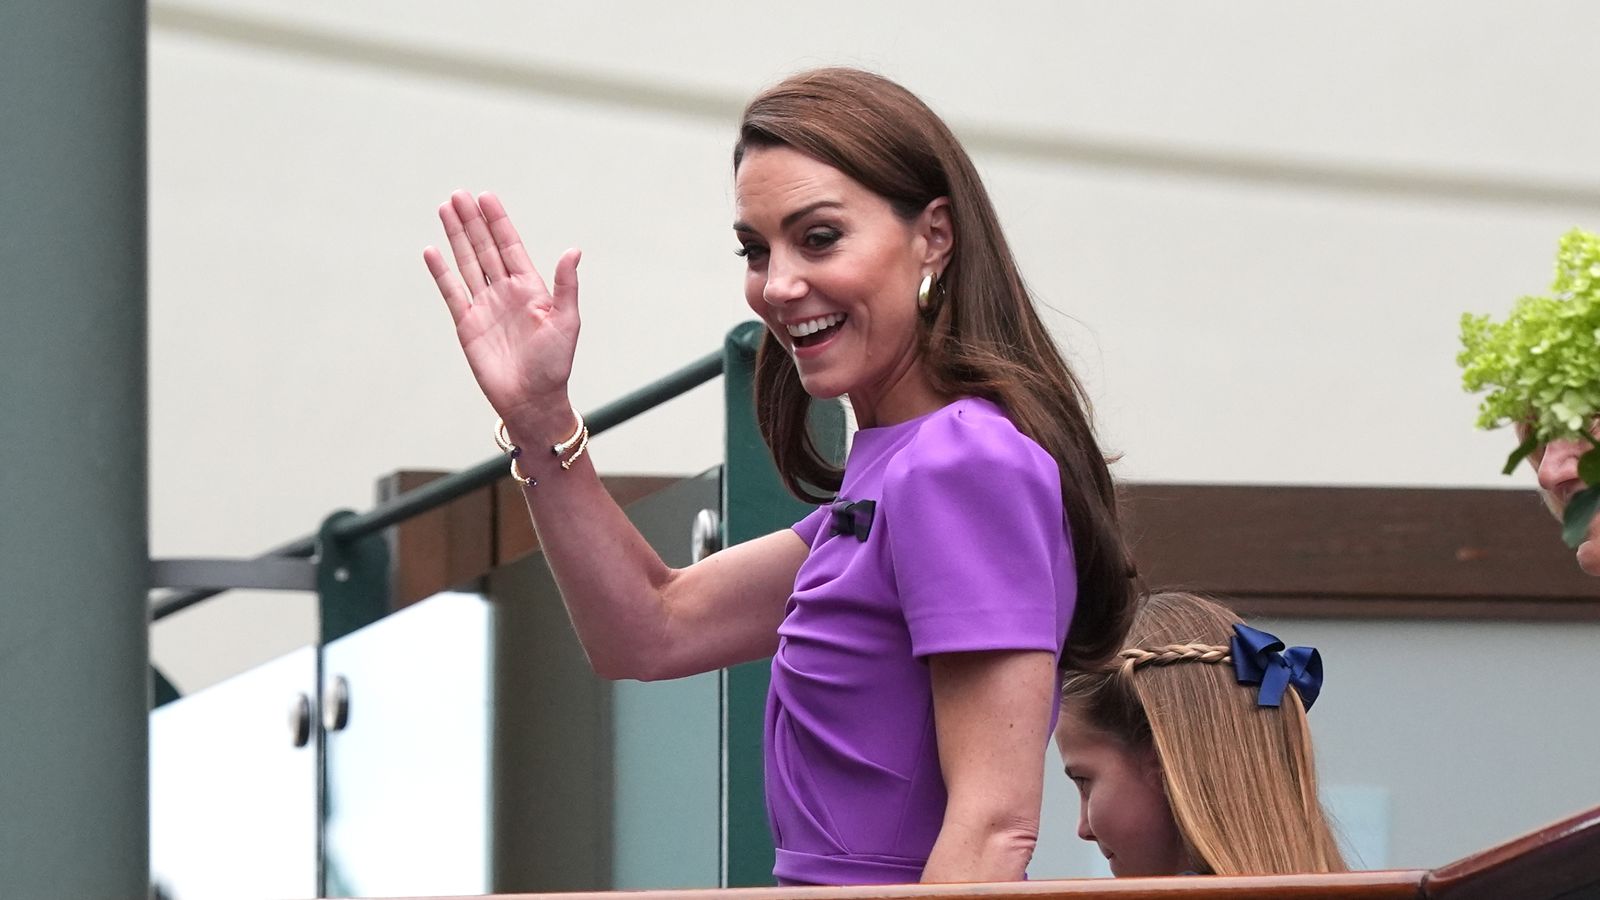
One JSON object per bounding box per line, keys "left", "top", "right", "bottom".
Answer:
{"left": 1122, "top": 484, "right": 1600, "bottom": 618}
{"left": 493, "top": 475, "right": 682, "bottom": 565}
{"left": 426, "top": 869, "right": 1428, "bottom": 900}
{"left": 382, "top": 471, "right": 689, "bottom": 609}
{"left": 379, "top": 470, "right": 493, "bottom": 609}
{"left": 414, "top": 802, "right": 1600, "bottom": 896}
{"left": 385, "top": 477, "right": 1600, "bottom": 620}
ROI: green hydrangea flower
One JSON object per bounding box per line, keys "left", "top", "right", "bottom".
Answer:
{"left": 1459, "top": 227, "right": 1600, "bottom": 548}
{"left": 1459, "top": 228, "right": 1600, "bottom": 445}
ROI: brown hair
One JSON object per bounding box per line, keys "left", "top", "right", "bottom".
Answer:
{"left": 733, "top": 67, "right": 1135, "bottom": 670}
{"left": 1061, "top": 591, "right": 1348, "bottom": 876}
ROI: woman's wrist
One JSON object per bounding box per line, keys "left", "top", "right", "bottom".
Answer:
{"left": 493, "top": 398, "right": 588, "bottom": 489}
{"left": 499, "top": 396, "right": 579, "bottom": 450}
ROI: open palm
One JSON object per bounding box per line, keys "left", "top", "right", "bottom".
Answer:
{"left": 423, "top": 190, "right": 581, "bottom": 426}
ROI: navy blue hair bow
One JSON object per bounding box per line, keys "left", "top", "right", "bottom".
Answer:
{"left": 829, "top": 499, "right": 876, "bottom": 542}
{"left": 1229, "top": 623, "right": 1322, "bottom": 711}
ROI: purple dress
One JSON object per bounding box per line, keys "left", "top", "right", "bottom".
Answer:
{"left": 767, "top": 397, "right": 1077, "bottom": 885}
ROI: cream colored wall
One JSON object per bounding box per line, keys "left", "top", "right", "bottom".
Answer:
{"left": 147, "top": 0, "right": 1600, "bottom": 881}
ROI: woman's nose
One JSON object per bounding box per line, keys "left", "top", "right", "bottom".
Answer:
{"left": 762, "top": 254, "right": 806, "bottom": 307}
{"left": 1077, "top": 805, "right": 1096, "bottom": 843}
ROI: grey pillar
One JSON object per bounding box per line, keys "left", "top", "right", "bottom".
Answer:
{"left": 0, "top": 2, "right": 150, "bottom": 897}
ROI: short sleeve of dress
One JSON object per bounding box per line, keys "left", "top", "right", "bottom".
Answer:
{"left": 790, "top": 504, "right": 831, "bottom": 549}
{"left": 883, "top": 407, "right": 1070, "bottom": 658}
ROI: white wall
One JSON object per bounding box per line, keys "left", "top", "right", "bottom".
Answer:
{"left": 146, "top": 0, "right": 1600, "bottom": 881}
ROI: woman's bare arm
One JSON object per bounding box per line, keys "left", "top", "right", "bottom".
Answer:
{"left": 920, "top": 649, "right": 1056, "bottom": 882}
{"left": 424, "top": 190, "right": 802, "bottom": 680}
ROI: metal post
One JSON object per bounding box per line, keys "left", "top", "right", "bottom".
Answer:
{"left": 0, "top": 1, "right": 149, "bottom": 896}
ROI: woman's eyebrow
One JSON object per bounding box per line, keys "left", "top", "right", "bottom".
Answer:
{"left": 732, "top": 199, "right": 845, "bottom": 234}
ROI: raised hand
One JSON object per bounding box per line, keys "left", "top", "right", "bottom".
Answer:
{"left": 423, "top": 190, "right": 581, "bottom": 436}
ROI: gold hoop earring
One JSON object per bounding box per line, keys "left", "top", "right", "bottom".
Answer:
{"left": 917, "top": 272, "right": 935, "bottom": 312}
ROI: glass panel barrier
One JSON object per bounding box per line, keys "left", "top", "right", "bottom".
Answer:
{"left": 150, "top": 645, "right": 319, "bottom": 900}
{"left": 154, "top": 470, "right": 721, "bottom": 897}
{"left": 322, "top": 591, "right": 493, "bottom": 897}
{"left": 487, "top": 470, "right": 721, "bottom": 893}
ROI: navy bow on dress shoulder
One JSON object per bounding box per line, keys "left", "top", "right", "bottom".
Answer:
{"left": 829, "top": 499, "right": 876, "bottom": 542}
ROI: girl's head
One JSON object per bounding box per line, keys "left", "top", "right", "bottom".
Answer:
{"left": 733, "top": 66, "right": 1136, "bottom": 671}
{"left": 1057, "top": 591, "right": 1347, "bottom": 877}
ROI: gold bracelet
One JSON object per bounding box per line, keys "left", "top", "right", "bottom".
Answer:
{"left": 495, "top": 412, "right": 588, "bottom": 486}
{"left": 494, "top": 419, "right": 516, "bottom": 455}
{"left": 559, "top": 425, "right": 590, "bottom": 470}
{"left": 494, "top": 417, "right": 537, "bottom": 486}
{"left": 552, "top": 413, "right": 586, "bottom": 456}
{"left": 508, "top": 453, "right": 537, "bottom": 487}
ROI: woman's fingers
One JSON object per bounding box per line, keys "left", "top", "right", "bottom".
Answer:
{"left": 551, "top": 247, "right": 582, "bottom": 312}
{"left": 439, "top": 199, "right": 489, "bottom": 296}
{"left": 451, "top": 190, "right": 509, "bottom": 285}
{"left": 479, "top": 192, "right": 540, "bottom": 279}
{"left": 423, "top": 245, "right": 472, "bottom": 325}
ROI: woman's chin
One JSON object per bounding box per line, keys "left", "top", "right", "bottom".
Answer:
{"left": 794, "top": 372, "right": 848, "bottom": 401}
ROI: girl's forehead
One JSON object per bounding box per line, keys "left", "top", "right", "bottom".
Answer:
{"left": 1055, "top": 705, "right": 1118, "bottom": 748}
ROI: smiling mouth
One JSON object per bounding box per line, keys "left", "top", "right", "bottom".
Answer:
{"left": 788, "top": 313, "right": 847, "bottom": 348}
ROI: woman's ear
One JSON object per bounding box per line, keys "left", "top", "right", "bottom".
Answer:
{"left": 919, "top": 197, "right": 954, "bottom": 272}
{"left": 1138, "top": 744, "right": 1168, "bottom": 790}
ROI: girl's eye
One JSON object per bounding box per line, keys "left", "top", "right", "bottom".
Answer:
{"left": 803, "top": 227, "right": 841, "bottom": 250}
{"left": 735, "top": 244, "right": 767, "bottom": 262}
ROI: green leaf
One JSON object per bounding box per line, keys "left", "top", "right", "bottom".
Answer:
{"left": 1562, "top": 485, "right": 1600, "bottom": 549}
{"left": 1502, "top": 435, "right": 1540, "bottom": 475}
{"left": 1581, "top": 447, "right": 1600, "bottom": 486}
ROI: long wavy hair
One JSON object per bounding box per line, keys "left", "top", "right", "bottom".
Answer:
{"left": 732, "top": 67, "right": 1136, "bottom": 670}
{"left": 1061, "top": 592, "right": 1348, "bottom": 875}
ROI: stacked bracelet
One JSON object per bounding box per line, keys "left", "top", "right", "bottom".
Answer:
{"left": 494, "top": 412, "right": 590, "bottom": 485}
{"left": 551, "top": 415, "right": 590, "bottom": 470}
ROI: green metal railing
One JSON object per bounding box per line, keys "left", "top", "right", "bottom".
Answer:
{"left": 150, "top": 348, "right": 725, "bottom": 624}
{"left": 150, "top": 323, "right": 846, "bottom": 890}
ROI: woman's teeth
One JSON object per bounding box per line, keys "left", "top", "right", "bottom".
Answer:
{"left": 787, "top": 313, "right": 845, "bottom": 338}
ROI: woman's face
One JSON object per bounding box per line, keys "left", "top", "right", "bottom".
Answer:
{"left": 733, "top": 144, "right": 950, "bottom": 424}
{"left": 1055, "top": 703, "right": 1189, "bottom": 877}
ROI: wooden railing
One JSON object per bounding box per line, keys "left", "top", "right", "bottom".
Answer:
{"left": 389, "top": 477, "right": 1600, "bottom": 619}
{"left": 398, "top": 801, "right": 1599, "bottom": 900}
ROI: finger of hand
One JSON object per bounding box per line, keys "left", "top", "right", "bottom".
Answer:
{"left": 423, "top": 246, "right": 472, "bottom": 325}
{"left": 552, "top": 248, "right": 583, "bottom": 312}
{"left": 452, "top": 190, "right": 509, "bottom": 284}
{"left": 439, "top": 197, "right": 489, "bottom": 296}
{"left": 479, "top": 192, "right": 540, "bottom": 280}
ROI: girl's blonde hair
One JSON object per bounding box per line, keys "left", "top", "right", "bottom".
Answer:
{"left": 1060, "top": 591, "right": 1347, "bottom": 875}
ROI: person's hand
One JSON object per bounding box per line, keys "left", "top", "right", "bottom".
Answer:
{"left": 423, "top": 190, "right": 581, "bottom": 438}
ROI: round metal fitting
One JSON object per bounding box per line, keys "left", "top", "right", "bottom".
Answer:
{"left": 691, "top": 508, "right": 722, "bottom": 563}
{"left": 321, "top": 675, "right": 351, "bottom": 733}
{"left": 288, "top": 693, "right": 313, "bottom": 748}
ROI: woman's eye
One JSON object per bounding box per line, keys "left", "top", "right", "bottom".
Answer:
{"left": 803, "top": 228, "right": 841, "bottom": 250}
{"left": 735, "top": 244, "right": 767, "bottom": 262}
